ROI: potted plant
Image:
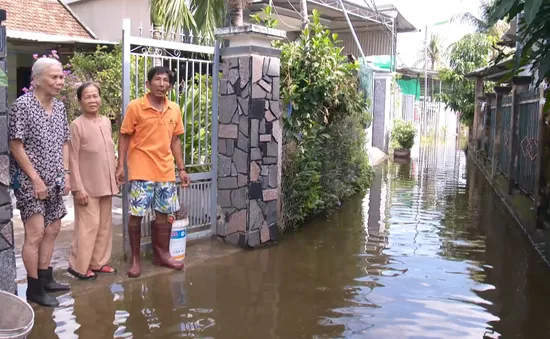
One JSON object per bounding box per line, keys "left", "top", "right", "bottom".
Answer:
{"left": 391, "top": 119, "right": 416, "bottom": 159}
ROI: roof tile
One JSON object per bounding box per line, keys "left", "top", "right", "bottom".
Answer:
{"left": 3, "top": 0, "right": 94, "bottom": 39}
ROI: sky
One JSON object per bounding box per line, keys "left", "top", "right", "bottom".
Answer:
{"left": 377, "top": 0, "right": 483, "bottom": 67}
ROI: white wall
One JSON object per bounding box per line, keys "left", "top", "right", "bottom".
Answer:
{"left": 68, "top": 0, "right": 150, "bottom": 41}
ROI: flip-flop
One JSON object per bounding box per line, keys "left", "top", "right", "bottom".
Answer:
{"left": 91, "top": 265, "right": 117, "bottom": 274}
{"left": 68, "top": 267, "right": 97, "bottom": 281}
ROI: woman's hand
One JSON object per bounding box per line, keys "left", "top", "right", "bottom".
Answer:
{"left": 74, "top": 191, "right": 89, "bottom": 206}
{"left": 31, "top": 176, "right": 48, "bottom": 200}
{"left": 63, "top": 173, "right": 71, "bottom": 196}
{"left": 116, "top": 165, "right": 125, "bottom": 186}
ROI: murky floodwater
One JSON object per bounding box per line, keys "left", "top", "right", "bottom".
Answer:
{"left": 29, "top": 142, "right": 550, "bottom": 338}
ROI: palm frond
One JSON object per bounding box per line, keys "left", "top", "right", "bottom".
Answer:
{"left": 193, "top": 0, "right": 227, "bottom": 39}
{"left": 449, "top": 12, "right": 488, "bottom": 32}
{"left": 149, "top": 0, "right": 196, "bottom": 34}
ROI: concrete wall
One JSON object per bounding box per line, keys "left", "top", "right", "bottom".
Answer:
{"left": 68, "top": 0, "right": 150, "bottom": 41}
{"left": 372, "top": 72, "right": 392, "bottom": 153}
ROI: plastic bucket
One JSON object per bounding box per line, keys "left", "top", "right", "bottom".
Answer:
{"left": 0, "top": 291, "right": 34, "bottom": 339}
{"left": 169, "top": 218, "right": 188, "bottom": 262}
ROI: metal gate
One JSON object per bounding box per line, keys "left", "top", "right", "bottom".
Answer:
{"left": 517, "top": 89, "right": 539, "bottom": 196}
{"left": 120, "top": 19, "right": 219, "bottom": 253}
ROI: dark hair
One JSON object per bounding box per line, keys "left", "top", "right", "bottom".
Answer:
{"left": 76, "top": 82, "right": 101, "bottom": 101}
{"left": 147, "top": 66, "right": 175, "bottom": 85}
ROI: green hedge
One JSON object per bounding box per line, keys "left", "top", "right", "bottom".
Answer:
{"left": 278, "top": 10, "right": 373, "bottom": 231}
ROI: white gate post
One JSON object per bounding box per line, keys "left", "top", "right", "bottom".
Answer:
{"left": 121, "top": 19, "right": 131, "bottom": 259}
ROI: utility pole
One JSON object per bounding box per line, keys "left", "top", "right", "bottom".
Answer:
{"left": 423, "top": 24, "right": 428, "bottom": 137}
{"left": 300, "top": 0, "right": 309, "bottom": 29}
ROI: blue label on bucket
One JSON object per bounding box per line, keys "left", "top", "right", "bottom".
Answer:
{"left": 171, "top": 229, "right": 186, "bottom": 239}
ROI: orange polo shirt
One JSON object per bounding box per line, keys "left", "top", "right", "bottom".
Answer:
{"left": 121, "top": 93, "right": 184, "bottom": 182}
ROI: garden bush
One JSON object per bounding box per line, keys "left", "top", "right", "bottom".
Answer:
{"left": 23, "top": 47, "right": 208, "bottom": 168}
{"left": 276, "top": 10, "right": 373, "bottom": 231}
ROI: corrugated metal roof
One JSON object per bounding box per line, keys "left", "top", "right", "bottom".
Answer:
{"left": 345, "top": 0, "right": 417, "bottom": 33}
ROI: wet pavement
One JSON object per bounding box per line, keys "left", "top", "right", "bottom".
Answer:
{"left": 26, "top": 141, "right": 550, "bottom": 338}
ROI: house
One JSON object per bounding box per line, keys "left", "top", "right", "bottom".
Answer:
{"left": 65, "top": 0, "right": 417, "bottom": 155}
{"left": 64, "top": 0, "right": 150, "bottom": 42}
{"left": 3, "top": 0, "right": 113, "bottom": 103}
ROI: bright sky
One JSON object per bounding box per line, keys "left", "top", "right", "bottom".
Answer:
{"left": 378, "top": 0, "right": 482, "bottom": 67}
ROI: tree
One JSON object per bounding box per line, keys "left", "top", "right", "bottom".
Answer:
{"left": 487, "top": 0, "right": 550, "bottom": 97}
{"left": 148, "top": 0, "right": 251, "bottom": 42}
{"left": 450, "top": 0, "right": 509, "bottom": 38}
{"left": 437, "top": 33, "right": 494, "bottom": 126}
{"left": 414, "top": 33, "right": 444, "bottom": 70}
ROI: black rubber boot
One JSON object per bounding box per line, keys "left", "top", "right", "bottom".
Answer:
{"left": 38, "top": 267, "right": 70, "bottom": 292}
{"left": 26, "top": 276, "right": 59, "bottom": 307}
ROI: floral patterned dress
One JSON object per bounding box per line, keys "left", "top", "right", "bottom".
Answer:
{"left": 9, "top": 92, "right": 70, "bottom": 226}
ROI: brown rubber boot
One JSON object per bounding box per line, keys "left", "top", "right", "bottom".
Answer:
{"left": 151, "top": 223, "right": 184, "bottom": 270}
{"left": 127, "top": 225, "right": 142, "bottom": 278}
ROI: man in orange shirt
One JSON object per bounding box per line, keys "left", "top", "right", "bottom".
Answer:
{"left": 116, "top": 66, "right": 190, "bottom": 278}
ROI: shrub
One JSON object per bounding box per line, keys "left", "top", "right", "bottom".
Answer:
{"left": 277, "top": 10, "right": 373, "bottom": 231}
{"left": 391, "top": 120, "right": 416, "bottom": 150}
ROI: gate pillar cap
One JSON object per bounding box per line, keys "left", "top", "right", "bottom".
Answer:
{"left": 512, "top": 75, "right": 532, "bottom": 86}
{"left": 215, "top": 25, "right": 286, "bottom": 48}
{"left": 494, "top": 86, "right": 512, "bottom": 94}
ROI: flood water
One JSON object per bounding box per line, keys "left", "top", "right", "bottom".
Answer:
{"left": 29, "top": 143, "right": 550, "bottom": 338}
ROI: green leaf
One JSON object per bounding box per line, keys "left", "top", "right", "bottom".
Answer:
{"left": 538, "top": 51, "right": 550, "bottom": 83}
{"left": 523, "top": 0, "right": 542, "bottom": 24}
{"left": 488, "top": 0, "right": 517, "bottom": 26}
{"left": 0, "top": 69, "right": 7, "bottom": 87}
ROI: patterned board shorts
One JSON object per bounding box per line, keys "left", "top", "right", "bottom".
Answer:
{"left": 129, "top": 181, "right": 180, "bottom": 217}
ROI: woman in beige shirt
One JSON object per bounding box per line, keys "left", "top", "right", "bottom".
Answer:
{"left": 68, "top": 82, "right": 119, "bottom": 280}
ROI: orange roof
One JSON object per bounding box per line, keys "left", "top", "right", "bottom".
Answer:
{"left": 3, "top": 0, "right": 95, "bottom": 39}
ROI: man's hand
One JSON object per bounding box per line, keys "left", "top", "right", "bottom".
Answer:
{"left": 179, "top": 170, "right": 190, "bottom": 188}
{"left": 31, "top": 176, "right": 48, "bottom": 200}
{"left": 116, "top": 165, "right": 125, "bottom": 186}
{"left": 63, "top": 173, "right": 71, "bottom": 196}
{"left": 74, "top": 191, "right": 89, "bottom": 206}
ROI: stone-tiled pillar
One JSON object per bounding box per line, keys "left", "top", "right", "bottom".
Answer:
{"left": 215, "top": 25, "right": 286, "bottom": 248}
{"left": 0, "top": 10, "right": 16, "bottom": 294}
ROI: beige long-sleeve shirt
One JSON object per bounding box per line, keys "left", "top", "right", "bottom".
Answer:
{"left": 69, "top": 115, "right": 119, "bottom": 198}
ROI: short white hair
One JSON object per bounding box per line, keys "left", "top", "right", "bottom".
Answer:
{"left": 31, "top": 58, "right": 63, "bottom": 81}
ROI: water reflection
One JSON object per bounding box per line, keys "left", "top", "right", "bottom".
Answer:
{"left": 28, "top": 141, "right": 550, "bottom": 338}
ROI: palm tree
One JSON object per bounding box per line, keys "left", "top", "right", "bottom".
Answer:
{"left": 414, "top": 33, "right": 444, "bottom": 70}
{"left": 450, "top": 0, "right": 509, "bottom": 38}
{"left": 148, "top": 0, "right": 251, "bottom": 42}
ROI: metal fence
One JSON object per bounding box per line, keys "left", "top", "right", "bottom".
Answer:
{"left": 120, "top": 19, "right": 219, "bottom": 252}
{"left": 516, "top": 90, "right": 540, "bottom": 195}
{"left": 498, "top": 95, "right": 512, "bottom": 175}
{"left": 489, "top": 89, "right": 541, "bottom": 197}
{"left": 488, "top": 105, "right": 497, "bottom": 160}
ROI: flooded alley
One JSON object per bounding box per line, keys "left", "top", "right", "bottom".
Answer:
{"left": 28, "top": 142, "right": 550, "bottom": 338}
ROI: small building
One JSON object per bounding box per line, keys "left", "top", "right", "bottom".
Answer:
{"left": 3, "top": 0, "right": 113, "bottom": 103}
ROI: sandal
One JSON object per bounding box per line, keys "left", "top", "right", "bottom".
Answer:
{"left": 91, "top": 265, "right": 117, "bottom": 274}
{"left": 68, "top": 267, "right": 97, "bottom": 281}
